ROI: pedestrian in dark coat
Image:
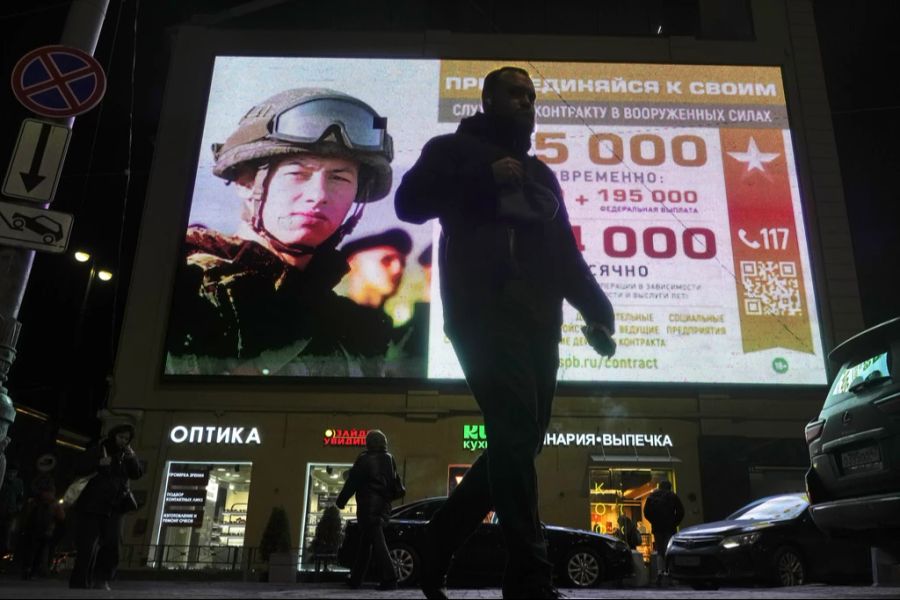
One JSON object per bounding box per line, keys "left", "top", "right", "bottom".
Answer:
{"left": 395, "top": 66, "right": 616, "bottom": 599}
{"left": 335, "top": 429, "right": 404, "bottom": 590}
{"left": 68, "top": 424, "right": 143, "bottom": 590}
{"left": 643, "top": 480, "right": 685, "bottom": 563}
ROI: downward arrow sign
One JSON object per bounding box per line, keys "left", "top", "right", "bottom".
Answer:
{"left": 19, "top": 123, "right": 50, "bottom": 192}
{"left": 4, "top": 118, "right": 72, "bottom": 204}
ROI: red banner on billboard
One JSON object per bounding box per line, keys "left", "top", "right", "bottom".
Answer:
{"left": 719, "top": 128, "right": 813, "bottom": 354}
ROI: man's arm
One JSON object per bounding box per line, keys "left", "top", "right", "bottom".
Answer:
{"left": 544, "top": 170, "right": 616, "bottom": 352}
{"left": 674, "top": 494, "right": 686, "bottom": 525}
{"left": 395, "top": 136, "right": 496, "bottom": 225}
{"left": 124, "top": 446, "right": 143, "bottom": 480}
{"left": 335, "top": 465, "right": 358, "bottom": 510}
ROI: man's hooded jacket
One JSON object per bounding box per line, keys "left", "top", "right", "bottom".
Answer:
{"left": 395, "top": 112, "right": 614, "bottom": 338}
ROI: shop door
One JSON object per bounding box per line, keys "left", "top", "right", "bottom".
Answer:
{"left": 589, "top": 467, "right": 675, "bottom": 561}
{"left": 299, "top": 462, "right": 353, "bottom": 570}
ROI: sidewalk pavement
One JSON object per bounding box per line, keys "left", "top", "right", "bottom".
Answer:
{"left": 0, "top": 580, "right": 897, "bottom": 599}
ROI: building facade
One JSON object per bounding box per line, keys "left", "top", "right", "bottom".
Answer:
{"left": 110, "top": 0, "right": 861, "bottom": 571}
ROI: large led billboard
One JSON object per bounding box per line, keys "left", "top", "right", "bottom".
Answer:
{"left": 165, "top": 57, "right": 826, "bottom": 385}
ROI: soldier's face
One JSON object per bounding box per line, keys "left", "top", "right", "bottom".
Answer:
{"left": 257, "top": 155, "right": 359, "bottom": 247}
{"left": 348, "top": 246, "right": 406, "bottom": 301}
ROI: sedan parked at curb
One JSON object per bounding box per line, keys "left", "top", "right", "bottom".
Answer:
{"left": 666, "top": 493, "right": 870, "bottom": 590}
{"left": 338, "top": 497, "right": 634, "bottom": 588}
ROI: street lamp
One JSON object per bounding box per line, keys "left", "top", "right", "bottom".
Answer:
{"left": 72, "top": 250, "right": 113, "bottom": 341}
{"left": 59, "top": 251, "right": 114, "bottom": 420}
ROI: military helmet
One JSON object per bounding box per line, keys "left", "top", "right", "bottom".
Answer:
{"left": 212, "top": 88, "right": 393, "bottom": 202}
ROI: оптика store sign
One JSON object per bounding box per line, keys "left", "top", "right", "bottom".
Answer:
{"left": 462, "top": 424, "right": 674, "bottom": 452}
{"left": 169, "top": 426, "right": 261, "bottom": 445}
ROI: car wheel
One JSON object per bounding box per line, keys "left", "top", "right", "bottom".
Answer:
{"left": 563, "top": 547, "right": 605, "bottom": 587}
{"left": 12, "top": 218, "right": 25, "bottom": 229}
{"left": 389, "top": 543, "right": 420, "bottom": 585}
{"left": 43, "top": 234, "right": 55, "bottom": 244}
{"left": 773, "top": 546, "right": 805, "bottom": 586}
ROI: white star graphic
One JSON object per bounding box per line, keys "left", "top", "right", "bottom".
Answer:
{"left": 727, "top": 137, "right": 780, "bottom": 172}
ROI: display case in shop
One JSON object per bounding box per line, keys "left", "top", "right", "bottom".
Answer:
{"left": 301, "top": 465, "right": 354, "bottom": 568}
{"left": 211, "top": 503, "right": 247, "bottom": 547}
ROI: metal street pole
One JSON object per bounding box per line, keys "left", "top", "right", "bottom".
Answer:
{"left": 0, "top": 0, "right": 111, "bottom": 486}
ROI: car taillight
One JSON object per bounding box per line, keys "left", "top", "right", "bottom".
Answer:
{"left": 874, "top": 393, "right": 900, "bottom": 415}
{"left": 805, "top": 419, "right": 825, "bottom": 444}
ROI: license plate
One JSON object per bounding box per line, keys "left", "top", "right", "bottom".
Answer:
{"left": 674, "top": 555, "right": 701, "bottom": 566}
{"left": 841, "top": 445, "right": 882, "bottom": 473}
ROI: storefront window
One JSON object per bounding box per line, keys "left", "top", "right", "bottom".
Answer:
{"left": 299, "top": 463, "right": 353, "bottom": 571}
{"left": 589, "top": 467, "right": 675, "bottom": 561}
{"left": 448, "top": 464, "right": 470, "bottom": 495}
{"left": 153, "top": 461, "right": 252, "bottom": 570}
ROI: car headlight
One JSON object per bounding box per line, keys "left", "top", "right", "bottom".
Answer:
{"left": 720, "top": 532, "right": 760, "bottom": 550}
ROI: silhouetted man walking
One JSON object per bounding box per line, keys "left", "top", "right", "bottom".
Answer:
{"left": 396, "top": 66, "right": 616, "bottom": 599}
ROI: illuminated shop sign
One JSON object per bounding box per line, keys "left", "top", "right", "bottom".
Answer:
{"left": 462, "top": 424, "right": 674, "bottom": 452}
{"left": 161, "top": 466, "right": 210, "bottom": 527}
{"left": 323, "top": 428, "right": 369, "bottom": 447}
{"left": 169, "top": 426, "right": 261, "bottom": 445}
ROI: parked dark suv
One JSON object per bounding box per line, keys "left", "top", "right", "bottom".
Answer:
{"left": 805, "top": 316, "right": 900, "bottom": 550}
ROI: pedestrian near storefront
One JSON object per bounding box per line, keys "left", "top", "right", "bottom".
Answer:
{"left": 335, "top": 429, "right": 405, "bottom": 591}
{"left": 68, "top": 424, "right": 143, "bottom": 590}
{"left": 643, "top": 479, "right": 684, "bottom": 584}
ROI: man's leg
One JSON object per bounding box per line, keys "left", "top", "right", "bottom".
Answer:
{"left": 69, "top": 513, "right": 101, "bottom": 589}
{"left": 349, "top": 521, "right": 373, "bottom": 587}
{"left": 93, "top": 513, "right": 120, "bottom": 587}
{"left": 450, "top": 318, "right": 555, "bottom": 594}
{"left": 371, "top": 522, "right": 397, "bottom": 586}
{"left": 424, "top": 450, "right": 494, "bottom": 586}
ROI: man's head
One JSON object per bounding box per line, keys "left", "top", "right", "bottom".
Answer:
{"left": 212, "top": 89, "right": 393, "bottom": 255}
{"left": 658, "top": 480, "right": 673, "bottom": 491}
{"left": 366, "top": 429, "right": 388, "bottom": 451}
{"left": 341, "top": 229, "right": 412, "bottom": 308}
{"left": 482, "top": 67, "right": 536, "bottom": 134}
{"left": 107, "top": 423, "right": 135, "bottom": 449}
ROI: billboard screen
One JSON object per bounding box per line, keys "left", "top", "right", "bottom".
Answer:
{"left": 164, "top": 57, "right": 826, "bottom": 385}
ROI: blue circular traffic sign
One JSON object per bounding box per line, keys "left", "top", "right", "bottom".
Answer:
{"left": 11, "top": 45, "right": 106, "bottom": 118}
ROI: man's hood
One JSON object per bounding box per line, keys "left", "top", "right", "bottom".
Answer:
{"left": 457, "top": 112, "right": 532, "bottom": 156}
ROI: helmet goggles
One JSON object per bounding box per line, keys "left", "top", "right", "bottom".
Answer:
{"left": 270, "top": 96, "right": 393, "bottom": 161}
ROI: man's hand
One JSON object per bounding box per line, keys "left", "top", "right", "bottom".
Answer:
{"left": 124, "top": 445, "right": 136, "bottom": 458}
{"left": 582, "top": 323, "right": 616, "bottom": 357}
{"left": 491, "top": 157, "right": 524, "bottom": 186}
{"left": 99, "top": 445, "right": 111, "bottom": 466}
{"left": 0, "top": 437, "right": 10, "bottom": 452}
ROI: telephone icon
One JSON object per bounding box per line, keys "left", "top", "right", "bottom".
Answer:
{"left": 738, "top": 228, "right": 761, "bottom": 249}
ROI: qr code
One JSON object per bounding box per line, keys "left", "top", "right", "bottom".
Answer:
{"left": 740, "top": 261, "right": 803, "bottom": 316}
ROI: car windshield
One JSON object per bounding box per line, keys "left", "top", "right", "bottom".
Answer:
{"left": 729, "top": 494, "right": 808, "bottom": 521}
{"left": 827, "top": 351, "right": 892, "bottom": 404}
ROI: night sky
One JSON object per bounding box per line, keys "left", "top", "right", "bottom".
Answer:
{"left": 1, "top": 1, "right": 897, "bottom": 434}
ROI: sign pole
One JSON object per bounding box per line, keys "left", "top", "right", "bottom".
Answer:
{"left": 0, "top": 0, "right": 111, "bottom": 485}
